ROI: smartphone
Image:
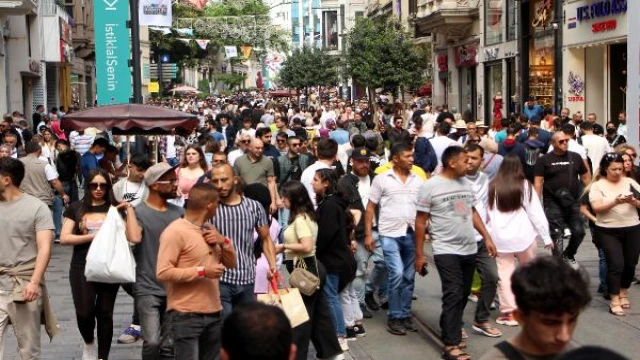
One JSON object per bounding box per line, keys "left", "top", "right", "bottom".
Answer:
{"left": 419, "top": 264, "right": 429, "bottom": 277}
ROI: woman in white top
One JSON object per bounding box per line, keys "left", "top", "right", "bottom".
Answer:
{"left": 589, "top": 153, "right": 640, "bottom": 316}
{"left": 487, "top": 154, "right": 553, "bottom": 327}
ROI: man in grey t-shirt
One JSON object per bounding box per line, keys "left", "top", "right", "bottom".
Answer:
{"left": 128, "top": 163, "right": 184, "bottom": 359}
{"left": 414, "top": 147, "right": 496, "bottom": 359}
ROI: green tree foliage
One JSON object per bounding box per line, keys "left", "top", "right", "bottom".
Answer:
{"left": 279, "top": 47, "right": 339, "bottom": 91}
{"left": 346, "top": 16, "right": 426, "bottom": 101}
{"left": 213, "top": 73, "right": 247, "bottom": 90}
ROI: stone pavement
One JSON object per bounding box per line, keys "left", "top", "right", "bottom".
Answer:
{"left": 2, "top": 244, "right": 439, "bottom": 360}
{"left": 412, "top": 234, "right": 640, "bottom": 359}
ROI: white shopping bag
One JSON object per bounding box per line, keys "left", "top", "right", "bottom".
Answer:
{"left": 84, "top": 206, "right": 136, "bottom": 283}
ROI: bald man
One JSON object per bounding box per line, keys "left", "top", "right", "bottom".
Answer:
{"left": 233, "top": 138, "right": 279, "bottom": 212}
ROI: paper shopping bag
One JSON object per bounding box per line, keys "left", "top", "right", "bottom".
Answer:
{"left": 257, "top": 279, "right": 309, "bottom": 328}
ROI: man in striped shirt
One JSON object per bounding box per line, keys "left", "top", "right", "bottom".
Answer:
{"left": 209, "top": 163, "right": 277, "bottom": 318}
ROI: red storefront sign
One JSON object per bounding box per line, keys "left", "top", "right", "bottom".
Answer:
{"left": 592, "top": 20, "right": 617, "bottom": 33}
{"left": 437, "top": 54, "right": 448, "bottom": 72}
{"left": 455, "top": 44, "right": 478, "bottom": 67}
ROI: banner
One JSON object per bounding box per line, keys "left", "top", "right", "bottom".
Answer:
{"left": 175, "top": 28, "right": 194, "bottom": 36}
{"left": 240, "top": 45, "right": 252, "bottom": 59}
{"left": 139, "top": 0, "right": 171, "bottom": 26}
{"left": 148, "top": 82, "right": 159, "bottom": 93}
{"left": 195, "top": 39, "right": 210, "bottom": 50}
{"left": 149, "top": 26, "right": 171, "bottom": 35}
{"left": 94, "top": 0, "right": 132, "bottom": 105}
{"left": 224, "top": 46, "right": 238, "bottom": 58}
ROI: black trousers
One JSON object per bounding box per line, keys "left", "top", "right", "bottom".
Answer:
{"left": 474, "top": 240, "right": 498, "bottom": 324}
{"left": 434, "top": 253, "right": 476, "bottom": 346}
{"left": 69, "top": 263, "right": 120, "bottom": 359}
{"left": 285, "top": 257, "right": 342, "bottom": 360}
{"left": 595, "top": 224, "right": 640, "bottom": 295}
{"left": 120, "top": 283, "right": 140, "bottom": 325}
{"left": 544, "top": 199, "right": 585, "bottom": 258}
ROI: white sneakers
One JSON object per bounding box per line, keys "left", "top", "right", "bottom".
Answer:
{"left": 338, "top": 336, "right": 349, "bottom": 351}
{"left": 82, "top": 342, "right": 96, "bottom": 360}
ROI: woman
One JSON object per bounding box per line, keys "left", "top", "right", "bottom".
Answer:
{"left": 606, "top": 121, "right": 626, "bottom": 148}
{"left": 176, "top": 144, "right": 207, "bottom": 206}
{"left": 276, "top": 181, "right": 343, "bottom": 360}
{"left": 313, "top": 168, "right": 354, "bottom": 351}
{"left": 51, "top": 117, "right": 66, "bottom": 141}
{"left": 60, "top": 169, "right": 139, "bottom": 359}
{"left": 487, "top": 154, "right": 553, "bottom": 327}
{"left": 589, "top": 153, "right": 640, "bottom": 316}
{"left": 39, "top": 128, "right": 57, "bottom": 165}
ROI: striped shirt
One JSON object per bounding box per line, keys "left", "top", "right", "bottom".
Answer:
{"left": 211, "top": 197, "right": 269, "bottom": 285}
{"left": 369, "top": 169, "right": 424, "bottom": 237}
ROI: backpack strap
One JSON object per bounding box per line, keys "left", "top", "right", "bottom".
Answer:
{"left": 495, "top": 341, "right": 527, "bottom": 360}
{"left": 482, "top": 153, "right": 497, "bottom": 171}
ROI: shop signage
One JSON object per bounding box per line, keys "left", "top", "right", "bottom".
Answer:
{"left": 532, "top": 0, "right": 553, "bottom": 29}
{"left": 576, "top": 0, "right": 627, "bottom": 22}
{"left": 567, "top": 72, "right": 585, "bottom": 102}
{"left": 455, "top": 44, "right": 477, "bottom": 67}
{"left": 94, "top": 0, "right": 132, "bottom": 105}
{"left": 148, "top": 81, "right": 159, "bottom": 93}
{"left": 592, "top": 19, "right": 617, "bottom": 32}
{"left": 484, "top": 47, "right": 499, "bottom": 61}
{"left": 437, "top": 54, "right": 448, "bottom": 72}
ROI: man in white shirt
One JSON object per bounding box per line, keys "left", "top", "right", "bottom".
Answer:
{"left": 429, "top": 122, "right": 462, "bottom": 172}
{"left": 228, "top": 134, "right": 252, "bottom": 166}
{"left": 420, "top": 106, "right": 437, "bottom": 136}
{"left": 579, "top": 121, "right": 611, "bottom": 175}
{"left": 300, "top": 138, "right": 338, "bottom": 208}
{"left": 617, "top": 110, "right": 627, "bottom": 137}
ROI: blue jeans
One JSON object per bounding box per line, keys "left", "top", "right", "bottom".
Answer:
{"left": 137, "top": 295, "right": 173, "bottom": 360}
{"left": 170, "top": 311, "right": 222, "bottom": 360}
{"left": 219, "top": 282, "right": 255, "bottom": 318}
{"left": 323, "top": 273, "right": 346, "bottom": 337}
{"left": 598, "top": 247, "right": 608, "bottom": 292}
{"left": 380, "top": 232, "right": 416, "bottom": 320}
{"left": 365, "top": 230, "right": 388, "bottom": 300}
{"left": 52, "top": 181, "right": 77, "bottom": 237}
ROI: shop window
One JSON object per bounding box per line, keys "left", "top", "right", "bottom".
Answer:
{"left": 485, "top": 0, "right": 503, "bottom": 45}
{"left": 485, "top": 63, "right": 503, "bottom": 122}
{"left": 506, "top": 0, "right": 516, "bottom": 40}
{"left": 323, "top": 11, "right": 338, "bottom": 50}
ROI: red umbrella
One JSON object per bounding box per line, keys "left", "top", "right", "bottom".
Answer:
{"left": 269, "top": 89, "right": 293, "bottom": 98}
{"left": 61, "top": 104, "right": 199, "bottom": 135}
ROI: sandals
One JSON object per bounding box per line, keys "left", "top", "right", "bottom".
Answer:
{"left": 620, "top": 297, "right": 631, "bottom": 309}
{"left": 472, "top": 323, "right": 503, "bottom": 338}
{"left": 442, "top": 345, "right": 471, "bottom": 360}
{"left": 609, "top": 302, "right": 626, "bottom": 317}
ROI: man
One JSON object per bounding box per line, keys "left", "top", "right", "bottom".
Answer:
{"left": 209, "top": 163, "right": 277, "bottom": 317}
{"left": 365, "top": 143, "right": 424, "bottom": 335}
{"left": 33, "top": 104, "right": 45, "bottom": 130}
{"left": 479, "top": 256, "right": 591, "bottom": 360}
{"left": 234, "top": 138, "right": 279, "bottom": 212}
{"left": 456, "top": 121, "right": 477, "bottom": 144}
{"left": 257, "top": 127, "right": 280, "bottom": 159}
{"left": 617, "top": 110, "right": 627, "bottom": 137}
{"left": 212, "top": 151, "right": 227, "bottom": 165}
{"left": 414, "top": 146, "right": 496, "bottom": 359}
{"left": 275, "top": 132, "right": 289, "bottom": 156}
{"left": 20, "top": 142, "right": 69, "bottom": 209}
{"left": 462, "top": 144, "right": 502, "bottom": 338}
{"left": 498, "top": 127, "right": 527, "bottom": 165}
{"left": 523, "top": 97, "right": 543, "bottom": 120}
{"left": 429, "top": 122, "right": 461, "bottom": 170}
{"left": 517, "top": 117, "right": 551, "bottom": 149}
{"left": 275, "top": 115, "right": 295, "bottom": 138}
{"left": 228, "top": 133, "right": 251, "bottom": 166}
{"left": 300, "top": 138, "right": 339, "bottom": 207}
{"left": 80, "top": 137, "right": 109, "bottom": 181}
{"left": 584, "top": 113, "right": 605, "bottom": 136}
{"left": 277, "top": 136, "right": 310, "bottom": 187}
{"left": 547, "top": 124, "right": 588, "bottom": 168}
{"left": 579, "top": 121, "right": 610, "bottom": 175}
{"left": 338, "top": 148, "right": 376, "bottom": 319}
{"left": 569, "top": 112, "right": 584, "bottom": 138}
{"left": 221, "top": 303, "right": 296, "bottom": 360}
{"left": 2, "top": 133, "right": 19, "bottom": 158}
{"left": 217, "top": 114, "right": 237, "bottom": 148}
{"left": 560, "top": 107, "right": 571, "bottom": 124}
{"left": 522, "top": 128, "right": 546, "bottom": 182}
{"left": 534, "top": 132, "right": 591, "bottom": 268}
{"left": 0, "top": 157, "right": 55, "bottom": 359}
{"left": 330, "top": 120, "right": 350, "bottom": 145}
{"left": 1, "top": 115, "right": 23, "bottom": 150}
{"left": 123, "top": 163, "right": 184, "bottom": 359}
{"left": 156, "top": 183, "right": 237, "bottom": 360}
{"left": 386, "top": 116, "right": 410, "bottom": 148}
{"left": 348, "top": 112, "right": 367, "bottom": 136}
{"left": 206, "top": 119, "right": 226, "bottom": 149}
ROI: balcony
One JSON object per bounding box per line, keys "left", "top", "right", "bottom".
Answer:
{"left": 0, "top": 0, "right": 37, "bottom": 15}
{"left": 415, "top": 0, "right": 479, "bottom": 39}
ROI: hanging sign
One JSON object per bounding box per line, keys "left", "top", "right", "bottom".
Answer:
{"left": 139, "top": 0, "right": 172, "bottom": 27}
{"left": 94, "top": 0, "right": 132, "bottom": 105}
{"left": 224, "top": 46, "right": 238, "bottom": 58}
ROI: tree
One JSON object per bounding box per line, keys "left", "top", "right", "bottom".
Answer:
{"left": 279, "top": 47, "right": 339, "bottom": 97}
{"left": 346, "top": 16, "right": 426, "bottom": 105}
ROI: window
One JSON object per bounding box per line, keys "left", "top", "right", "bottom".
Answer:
{"left": 506, "top": 0, "right": 516, "bottom": 40}
{"left": 485, "top": 0, "right": 503, "bottom": 45}
{"left": 26, "top": 16, "right": 32, "bottom": 57}
{"left": 355, "top": 11, "right": 364, "bottom": 21}
{"left": 322, "top": 11, "right": 338, "bottom": 50}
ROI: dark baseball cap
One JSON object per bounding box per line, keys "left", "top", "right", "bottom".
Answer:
{"left": 351, "top": 147, "right": 372, "bottom": 160}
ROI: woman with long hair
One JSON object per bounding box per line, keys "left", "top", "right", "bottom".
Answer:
{"left": 176, "top": 144, "right": 207, "bottom": 205}
{"left": 39, "top": 127, "right": 57, "bottom": 165}
{"left": 312, "top": 168, "right": 356, "bottom": 351}
{"left": 487, "top": 154, "right": 553, "bottom": 327}
{"left": 277, "top": 180, "right": 343, "bottom": 360}
{"left": 589, "top": 153, "right": 640, "bottom": 316}
{"left": 60, "top": 169, "right": 139, "bottom": 359}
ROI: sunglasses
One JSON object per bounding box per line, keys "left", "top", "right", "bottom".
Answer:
{"left": 277, "top": 139, "right": 286, "bottom": 143}
{"left": 290, "top": 143, "right": 301, "bottom": 147}
{"left": 89, "top": 182, "right": 110, "bottom": 190}
{"left": 558, "top": 139, "right": 568, "bottom": 144}
{"left": 240, "top": 140, "right": 250, "bottom": 144}
{"left": 627, "top": 152, "right": 637, "bottom": 159}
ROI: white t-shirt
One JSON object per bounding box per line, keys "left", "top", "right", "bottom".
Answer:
{"left": 121, "top": 180, "right": 146, "bottom": 207}
{"left": 429, "top": 135, "right": 462, "bottom": 162}
{"left": 300, "top": 161, "right": 330, "bottom": 208}
{"left": 228, "top": 149, "right": 244, "bottom": 166}
{"left": 580, "top": 134, "right": 611, "bottom": 174}
{"left": 165, "top": 135, "right": 177, "bottom": 159}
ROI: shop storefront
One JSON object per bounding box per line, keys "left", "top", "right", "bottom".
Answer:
{"left": 528, "top": 0, "right": 557, "bottom": 109}
{"left": 563, "top": 0, "right": 627, "bottom": 123}
{"left": 436, "top": 52, "right": 449, "bottom": 106}
{"left": 455, "top": 43, "right": 478, "bottom": 118}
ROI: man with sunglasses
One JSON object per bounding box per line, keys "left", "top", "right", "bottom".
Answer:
{"left": 277, "top": 136, "right": 309, "bottom": 187}
{"left": 534, "top": 131, "right": 591, "bottom": 269}
{"left": 275, "top": 132, "right": 289, "bottom": 156}
{"left": 228, "top": 134, "right": 251, "bottom": 167}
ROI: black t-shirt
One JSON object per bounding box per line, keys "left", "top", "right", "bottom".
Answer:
{"left": 63, "top": 201, "right": 111, "bottom": 265}
{"left": 290, "top": 156, "right": 303, "bottom": 181}
{"left": 534, "top": 151, "right": 587, "bottom": 199}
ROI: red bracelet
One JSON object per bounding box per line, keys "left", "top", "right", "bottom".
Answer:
{"left": 224, "top": 238, "right": 232, "bottom": 246}
{"left": 197, "top": 267, "right": 205, "bottom": 278}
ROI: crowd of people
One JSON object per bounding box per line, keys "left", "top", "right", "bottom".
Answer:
{"left": 0, "top": 91, "right": 635, "bottom": 360}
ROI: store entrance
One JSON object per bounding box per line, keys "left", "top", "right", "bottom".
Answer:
{"left": 610, "top": 43, "right": 627, "bottom": 123}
